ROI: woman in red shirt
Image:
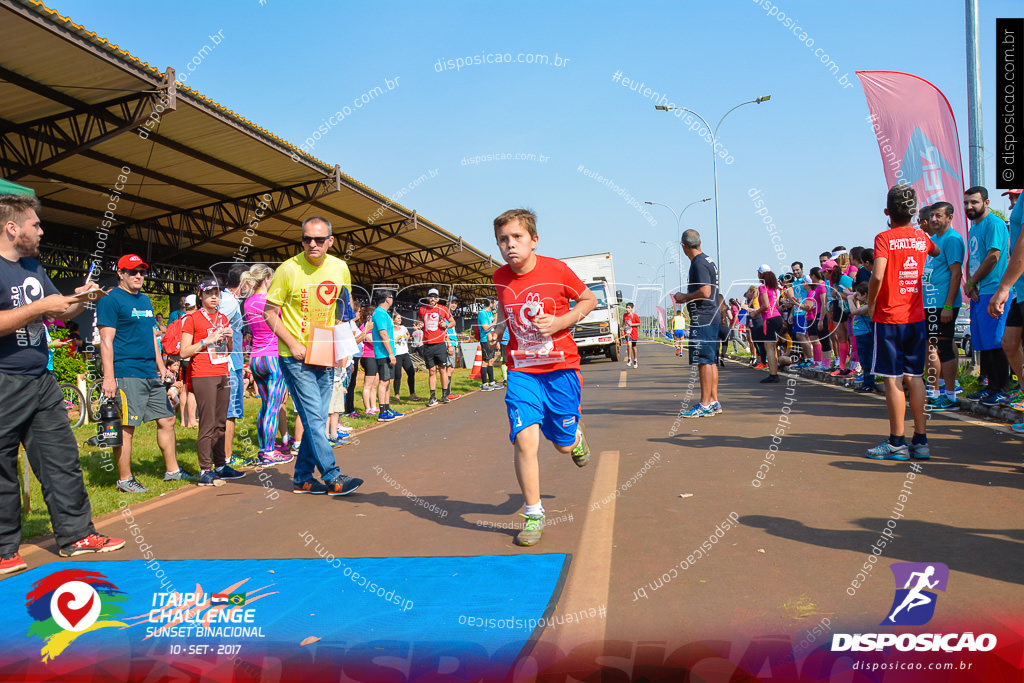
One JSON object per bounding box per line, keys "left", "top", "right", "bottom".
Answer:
{"left": 180, "top": 278, "right": 245, "bottom": 486}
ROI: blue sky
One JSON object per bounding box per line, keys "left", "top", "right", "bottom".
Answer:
{"left": 45, "top": 0, "right": 1021, "bottom": 314}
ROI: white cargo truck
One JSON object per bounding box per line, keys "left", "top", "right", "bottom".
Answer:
{"left": 560, "top": 252, "right": 619, "bottom": 362}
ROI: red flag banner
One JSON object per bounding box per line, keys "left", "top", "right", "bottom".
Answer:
{"left": 856, "top": 71, "right": 967, "bottom": 244}
{"left": 655, "top": 306, "right": 666, "bottom": 335}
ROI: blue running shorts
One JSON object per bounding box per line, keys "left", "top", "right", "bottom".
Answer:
{"left": 505, "top": 369, "right": 582, "bottom": 448}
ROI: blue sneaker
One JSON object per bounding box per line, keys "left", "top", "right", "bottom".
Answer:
{"left": 967, "top": 389, "right": 991, "bottom": 401}
{"left": 909, "top": 442, "right": 930, "bottom": 460}
{"left": 1012, "top": 423, "right": 1024, "bottom": 434}
{"left": 708, "top": 401, "right": 723, "bottom": 414}
{"left": 377, "top": 410, "right": 397, "bottom": 422}
{"left": 214, "top": 465, "right": 246, "bottom": 480}
{"left": 929, "top": 395, "right": 960, "bottom": 412}
{"left": 865, "top": 441, "right": 910, "bottom": 460}
{"left": 980, "top": 392, "right": 1008, "bottom": 407}
{"left": 197, "top": 470, "right": 224, "bottom": 487}
{"left": 681, "top": 403, "right": 713, "bottom": 418}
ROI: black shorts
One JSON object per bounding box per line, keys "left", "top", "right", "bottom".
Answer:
{"left": 754, "top": 316, "right": 783, "bottom": 342}
{"left": 421, "top": 342, "right": 448, "bottom": 369}
{"left": 830, "top": 301, "right": 847, "bottom": 324}
{"left": 360, "top": 356, "right": 378, "bottom": 375}
{"left": 1006, "top": 300, "right": 1024, "bottom": 328}
{"left": 924, "top": 307, "right": 959, "bottom": 337}
{"left": 481, "top": 342, "right": 495, "bottom": 362}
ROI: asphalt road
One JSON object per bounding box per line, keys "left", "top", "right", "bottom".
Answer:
{"left": 13, "top": 342, "right": 1024, "bottom": 680}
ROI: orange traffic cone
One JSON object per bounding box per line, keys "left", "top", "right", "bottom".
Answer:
{"left": 469, "top": 346, "right": 483, "bottom": 380}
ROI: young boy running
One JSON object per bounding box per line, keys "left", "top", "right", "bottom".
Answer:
{"left": 865, "top": 184, "right": 940, "bottom": 460}
{"left": 492, "top": 209, "right": 597, "bottom": 547}
{"left": 623, "top": 303, "right": 640, "bottom": 367}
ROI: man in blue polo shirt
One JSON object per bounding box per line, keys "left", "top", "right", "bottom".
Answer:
{"left": 963, "top": 187, "right": 1011, "bottom": 405}
{"left": 921, "top": 202, "right": 965, "bottom": 412}
{"left": 98, "top": 254, "right": 191, "bottom": 493}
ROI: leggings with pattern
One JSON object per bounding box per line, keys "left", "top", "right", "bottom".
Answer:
{"left": 250, "top": 355, "right": 288, "bottom": 453}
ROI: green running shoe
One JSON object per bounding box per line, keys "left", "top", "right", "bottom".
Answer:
{"left": 570, "top": 423, "right": 590, "bottom": 467}
{"left": 515, "top": 514, "right": 545, "bottom": 547}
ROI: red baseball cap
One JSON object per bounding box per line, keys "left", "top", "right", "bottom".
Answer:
{"left": 1001, "top": 189, "right": 1022, "bottom": 196}
{"left": 117, "top": 254, "right": 148, "bottom": 270}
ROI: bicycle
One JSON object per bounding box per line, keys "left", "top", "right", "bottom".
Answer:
{"left": 59, "top": 383, "right": 87, "bottom": 429}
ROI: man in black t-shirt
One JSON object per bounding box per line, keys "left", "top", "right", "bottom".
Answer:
{"left": 0, "top": 194, "right": 125, "bottom": 573}
{"left": 673, "top": 229, "right": 721, "bottom": 418}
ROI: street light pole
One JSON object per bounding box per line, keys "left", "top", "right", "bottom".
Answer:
{"left": 645, "top": 197, "right": 712, "bottom": 292}
{"left": 640, "top": 240, "right": 670, "bottom": 296}
{"left": 654, "top": 95, "right": 770, "bottom": 284}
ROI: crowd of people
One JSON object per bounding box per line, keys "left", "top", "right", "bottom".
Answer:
{"left": 729, "top": 184, "right": 1024, "bottom": 446}
{"left": 2, "top": 181, "right": 1019, "bottom": 571}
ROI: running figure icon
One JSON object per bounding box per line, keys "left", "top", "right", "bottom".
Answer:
{"left": 887, "top": 565, "right": 939, "bottom": 623}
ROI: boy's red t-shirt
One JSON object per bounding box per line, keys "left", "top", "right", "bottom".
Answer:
{"left": 493, "top": 255, "right": 586, "bottom": 374}
{"left": 181, "top": 309, "right": 231, "bottom": 377}
{"left": 872, "top": 226, "right": 935, "bottom": 325}
{"left": 623, "top": 312, "right": 640, "bottom": 340}
{"left": 417, "top": 304, "right": 454, "bottom": 345}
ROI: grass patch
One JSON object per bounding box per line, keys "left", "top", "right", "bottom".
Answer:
{"left": 20, "top": 366, "right": 485, "bottom": 540}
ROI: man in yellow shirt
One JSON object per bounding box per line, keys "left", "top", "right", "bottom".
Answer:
{"left": 264, "top": 216, "right": 362, "bottom": 496}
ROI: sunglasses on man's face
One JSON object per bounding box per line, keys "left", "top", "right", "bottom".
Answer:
{"left": 302, "top": 235, "right": 331, "bottom": 245}
{"left": 122, "top": 269, "right": 147, "bottom": 276}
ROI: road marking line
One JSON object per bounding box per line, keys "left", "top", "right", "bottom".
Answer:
{"left": 547, "top": 450, "right": 619, "bottom": 652}
{"left": 618, "top": 371, "right": 627, "bottom": 388}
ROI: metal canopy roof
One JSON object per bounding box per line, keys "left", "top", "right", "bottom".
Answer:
{"left": 0, "top": 0, "right": 499, "bottom": 294}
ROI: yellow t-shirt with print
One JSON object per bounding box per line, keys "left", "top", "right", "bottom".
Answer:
{"left": 265, "top": 253, "right": 351, "bottom": 357}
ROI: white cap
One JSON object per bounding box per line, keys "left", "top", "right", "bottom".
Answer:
{"left": 184, "top": 294, "right": 197, "bottom": 307}
{"left": 427, "top": 288, "right": 440, "bottom": 295}
{"left": 757, "top": 264, "right": 772, "bottom": 274}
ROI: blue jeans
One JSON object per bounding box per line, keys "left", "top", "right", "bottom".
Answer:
{"left": 855, "top": 332, "right": 876, "bottom": 388}
{"left": 279, "top": 356, "right": 339, "bottom": 485}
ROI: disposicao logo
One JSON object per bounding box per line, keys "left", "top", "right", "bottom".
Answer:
{"left": 832, "top": 562, "right": 997, "bottom": 653}
{"left": 25, "top": 569, "right": 128, "bottom": 662}
{"left": 884, "top": 561, "right": 947, "bottom": 626}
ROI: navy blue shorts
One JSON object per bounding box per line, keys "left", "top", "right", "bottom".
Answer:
{"left": 792, "top": 314, "right": 808, "bottom": 335}
{"left": 505, "top": 369, "right": 582, "bottom": 447}
{"left": 688, "top": 322, "right": 719, "bottom": 365}
{"left": 871, "top": 320, "right": 927, "bottom": 377}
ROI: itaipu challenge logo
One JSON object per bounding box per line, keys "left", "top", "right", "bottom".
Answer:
{"left": 25, "top": 569, "right": 128, "bottom": 662}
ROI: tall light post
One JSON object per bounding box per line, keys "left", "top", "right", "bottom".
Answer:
{"left": 640, "top": 240, "right": 672, "bottom": 295}
{"left": 645, "top": 197, "right": 711, "bottom": 292}
{"left": 654, "top": 95, "right": 771, "bottom": 283}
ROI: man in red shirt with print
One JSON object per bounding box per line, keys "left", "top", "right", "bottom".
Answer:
{"left": 622, "top": 302, "right": 640, "bottom": 368}
{"left": 866, "top": 184, "right": 940, "bottom": 460}
{"left": 418, "top": 288, "right": 455, "bottom": 406}
{"left": 492, "top": 208, "right": 597, "bottom": 547}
